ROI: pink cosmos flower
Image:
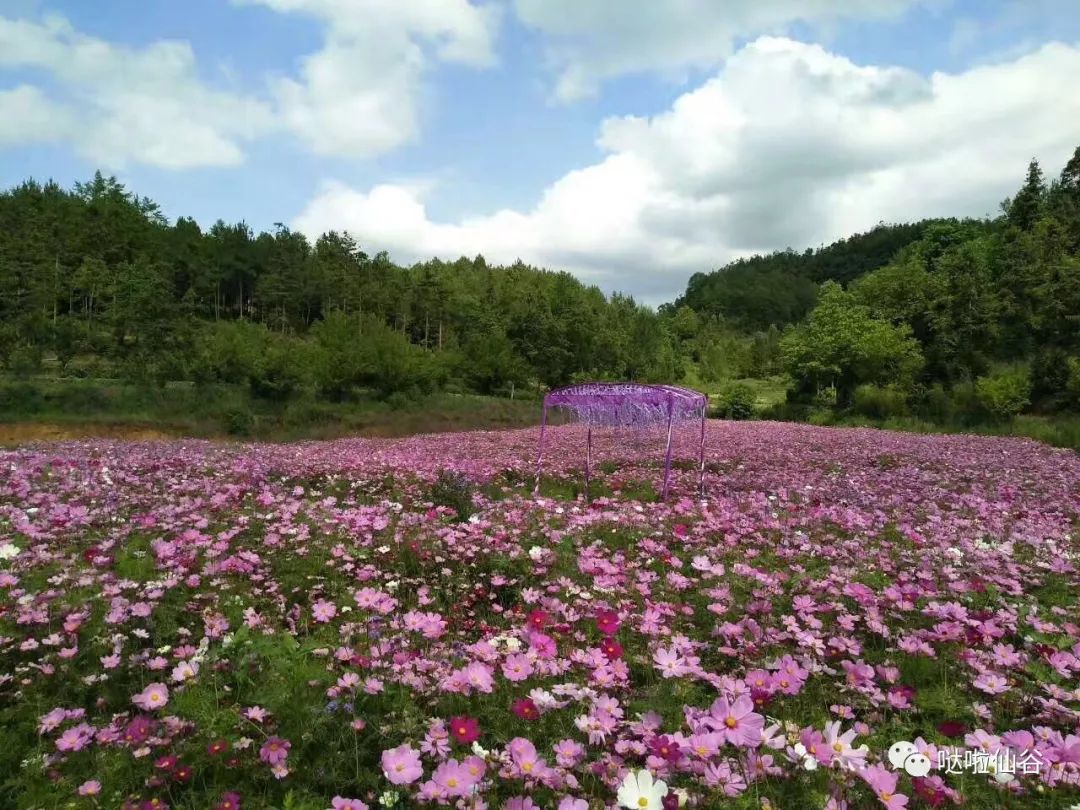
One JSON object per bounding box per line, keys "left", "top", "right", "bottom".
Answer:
{"left": 312, "top": 599, "right": 337, "bottom": 623}
{"left": 381, "top": 744, "right": 423, "bottom": 785}
{"left": 502, "top": 653, "right": 534, "bottom": 682}
{"left": 973, "top": 672, "right": 1009, "bottom": 695}
{"left": 823, "top": 722, "right": 867, "bottom": 770}
{"left": 432, "top": 759, "right": 476, "bottom": 797}
{"left": 132, "top": 683, "right": 169, "bottom": 711}
{"left": 77, "top": 780, "right": 101, "bottom": 796}
{"left": 56, "top": 723, "right": 93, "bottom": 752}
{"left": 710, "top": 695, "right": 765, "bottom": 747}
{"left": 862, "top": 764, "right": 909, "bottom": 809}
{"left": 654, "top": 647, "right": 691, "bottom": 678}
{"left": 330, "top": 798, "right": 369, "bottom": 810}
{"left": 259, "top": 736, "right": 291, "bottom": 766}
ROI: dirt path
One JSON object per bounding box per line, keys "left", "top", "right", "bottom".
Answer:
{"left": 0, "top": 422, "right": 179, "bottom": 445}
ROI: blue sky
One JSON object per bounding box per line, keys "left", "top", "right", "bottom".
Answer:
{"left": 2, "top": 0, "right": 1079, "bottom": 302}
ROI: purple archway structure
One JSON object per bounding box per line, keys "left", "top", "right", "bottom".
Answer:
{"left": 534, "top": 383, "right": 708, "bottom": 500}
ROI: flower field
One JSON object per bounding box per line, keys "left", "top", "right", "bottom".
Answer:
{"left": 1, "top": 422, "right": 1079, "bottom": 810}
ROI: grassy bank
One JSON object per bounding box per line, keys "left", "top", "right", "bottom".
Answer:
{"left": 0, "top": 377, "right": 542, "bottom": 443}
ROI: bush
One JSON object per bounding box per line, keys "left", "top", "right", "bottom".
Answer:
{"left": 0, "top": 382, "right": 44, "bottom": 414}
{"left": 852, "top": 385, "right": 909, "bottom": 420}
{"left": 714, "top": 383, "right": 756, "bottom": 420}
{"left": 429, "top": 469, "right": 475, "bottom": 521}
{"left": 975, "top": 368, "right": 1031, "bottom": 422}
{"left": 1066, "top": 358, "right": 1080, "bottom": 412}
{"left": 909, "top": 384, "right": 953, "bottom": 423}
{"left": 220, "top": 405, "right": 256, "bottom": 437}
{"left": 1031, "top": 347, "right": 1071, "bottom": 405}
{"left": 6, "top": 345, "right": 42, "bottom": 377}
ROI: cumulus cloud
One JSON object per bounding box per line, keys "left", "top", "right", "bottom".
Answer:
{"left": 0, "top": 14, "right": 274, "bottom": 169}
{"left": 0, "top": 84, "right": 72, "bottom": 147}
{"left": 237, "top": 0, "right": 500, "bottom": 157}
{"left": 0, "top": 1, "right": 498, "bottom": 167}
{"left": 292, "top": 37, "right": 1080, "bottom": 303}
{"left": 512, "top": 0, "right": 931, "bottom": 102}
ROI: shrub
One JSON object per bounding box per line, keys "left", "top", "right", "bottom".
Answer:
{"left": 1065, "top": 358, "right": 1080, "bottom": 411}
{"left": 852, "top": 385, "right": 909, "bottom": 420}
{"left": 6, "top": 345, "right": 42, "bottom": 377}
{"left": 975, "top": 368, "right": 1031, "bottom": 422}
{"left": 714, "top": 383, "right": 756, "bottom": 420}
{"left": 909, "top": 384, "right": 953, "bottom": 423}
{"left": 221, "top": 405, "right": 256, "bottom": 437}
{"left": 0, "top": 382, "right": 44, "bottom": 414}
{"left": 429, "top": 469, "right": 475, "bottom": 521}
{"left": 1031, "top": 347, "right": 1071, "bottom": 405}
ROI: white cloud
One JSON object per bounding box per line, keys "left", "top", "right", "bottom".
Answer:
{"left": 292, "top": 37, "right": 1080, "bottom": 303}
{"left": 0, "top": 1, "right": 499, "bottom": 167}
{"left": 512, "top": 0, "right": 933, "bottom": 101}
{"left": 0, "top": 84, "right": 72, "bottom": 146}
{"left": 238, "top": 0, "right": 500, "bottom": 157}
{"left": 0, "top": 14, "right": 274, "bottom": 169}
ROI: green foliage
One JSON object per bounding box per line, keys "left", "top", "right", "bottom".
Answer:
{"left": 781, "top": 282, "right": 924, "bottom": 407}
{"left": 429, "top": 469, "right": 475, "bottom": 520}
{"left": 974, "top": 368, "right": 1032, "bottom": 422}
{"left": 714, "top": 383, "right": 756, "bottom": 420}
{"left": 1065, "top": 357, "right": 1080, "bottom": 410}
{"left": 221, "top": 403, "right": 256, "bottom": 436}
{"left": 852, "top": 384, "right": 910, "bottom": 420}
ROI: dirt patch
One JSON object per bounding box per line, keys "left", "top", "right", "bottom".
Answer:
{"left": 0, "top": 422, "right": 179, "bottom": 445}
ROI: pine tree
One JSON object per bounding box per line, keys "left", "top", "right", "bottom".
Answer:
{"left": 1008, "top": 159, "right": 1046, "bottom": 230}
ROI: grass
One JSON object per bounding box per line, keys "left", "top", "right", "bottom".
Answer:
{"left": 817, "top": 412, "right": 1080, "bottom": 452}
{"left": 0, "top": 376, "right": 542, "bottom": 443}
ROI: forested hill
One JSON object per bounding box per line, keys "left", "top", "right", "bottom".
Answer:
{"left": 1, "top": 146, "right": 1078, "bottom": 421}
{"left": 673, "top": 219, "right": 967, "bottom": 331}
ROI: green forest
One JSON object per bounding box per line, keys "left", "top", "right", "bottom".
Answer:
{"left": 2, "top": 146, "right": 1079, "bottom": 444}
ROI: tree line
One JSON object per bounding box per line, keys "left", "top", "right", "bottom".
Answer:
{"left": 0, "top": 173, "right": 680, "bottom": 399}
{"left": 2, "top": 145, "right": 1079, "bottom": 425}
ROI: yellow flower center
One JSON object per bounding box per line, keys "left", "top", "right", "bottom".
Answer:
{"left": 638, "top": 799, "right": 649, "bottom": 808}
{"left": 833, "top": 742, "right": 844, "bottom": 753}
{"left": 725, "top": 716, "right": 737, "bottom": 728}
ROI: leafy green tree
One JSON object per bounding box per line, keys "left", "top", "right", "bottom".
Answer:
{"left": 781, "top": 282, "right": 924, "bottom": 407}
{"left": 974, "top": 368, "right": 1031, "bottom": 421}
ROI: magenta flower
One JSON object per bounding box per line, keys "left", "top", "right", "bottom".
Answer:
{"left": 596, "top": 610, "right": 620, "bottom": 635}
{"left": 381, "top": 744, "right": 423, "bottom": 785}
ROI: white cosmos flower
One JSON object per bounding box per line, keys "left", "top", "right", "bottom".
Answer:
{"left": 0, "top": 543, "right": 21, "bottom": 560}
{"left": 617, "top": 769, "right": 668, "bottom": 810}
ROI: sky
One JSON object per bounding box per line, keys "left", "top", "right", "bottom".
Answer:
{"left": 2, "top": 1, "right": 1080, "bottom": 305}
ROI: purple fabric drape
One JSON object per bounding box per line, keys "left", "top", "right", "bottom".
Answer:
{"left": 533, "top": 383, "right": 708, "bottom": 500}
